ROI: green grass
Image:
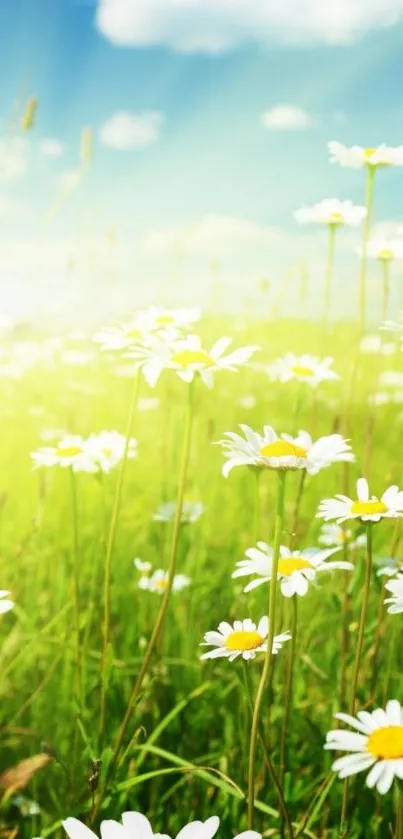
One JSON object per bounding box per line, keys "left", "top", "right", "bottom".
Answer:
{"left": 0, "top": 317, "right": 402, "bottom": 839}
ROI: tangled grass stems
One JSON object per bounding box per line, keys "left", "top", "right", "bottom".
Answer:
{"left": 99, "top": 372, "right": 140, "bottom": 742}
{"left": 247, "top": 469, "right": 287, "bottom": 830}
{"left": 94, "top": 378, "right": 196, "bottom": 816}
{"left": 339, "top": 521, "right": 374, "bottom": 835}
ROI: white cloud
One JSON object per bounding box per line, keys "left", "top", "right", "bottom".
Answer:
{"left": 0, "top": 138, "right": 29, "bottom": 182}
{"left": 100, "top": 111, "right": 164, "bottom": 150}
{"left": 96, "top": 0, "right": 403, "bottom": 52}
{"left": 144, "top": 215, "right": 287, "bottom": 253}
{"left": 40, "top": 139, "right": 64, "bottom": 157}
{"left": 261, "top": 104, "right": 313, "bottom": 130}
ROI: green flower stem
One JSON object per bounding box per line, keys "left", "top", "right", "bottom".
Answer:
{"left": 95, "top": 378, "right": 196, "bottom": 816}
{"left": 69, "top": 468, "right": 82, "bottom": 711}
{"left": 395, "top": 782, "right": 403, "bottom": 839}
{"left": 247, "top": 470, "right": 287, "bottom": 830}
{"left": 99, "top": 371, "right": 140, "bottom": 742}
{"left": 279, "top": 595, "right": 298, "bottom": 791}
{"left": 340, "top": 521, "right": 373, "bottom": 834}
{"left": 290, "top": 471, "right": 306, "bottom": 550}
{"left": 242, "top": 661, "right": 294, "bottom": 839}
{"left": 323, "top": 224, "right": 337, "bottom": 330}
{"left": 254, "top": 470, "right": 261, "bottom": 542}
{"left": 381, "top": 259, "right": 391, "bottom": 324}
{"left": 358, "top": 167, "right": 376, "bottom": 335}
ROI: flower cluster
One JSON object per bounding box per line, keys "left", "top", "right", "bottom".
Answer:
{"left": 31, "top": 431, "right": 137, "bottom": 474}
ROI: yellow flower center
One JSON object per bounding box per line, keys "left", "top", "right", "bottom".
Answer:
{"left": 379, "top": 249, "right": 393, "bottom": 261}
{"left": 225, "top": 630, "right": 264, "bottom": 651}
{"left": 291, "top": 365, "right": 314, "bottom": 377}
{"left": 368, "top": 726, "right": 403, "bottom": 759}
{"left": 57, "top": 445, "right": 83, "bottom": 458}
{"left": 172, "top": 349, "right": 214, "bottom": 368}
{"left": 329, "top": 212, "right": 344, "bottom": 223}
{"left": 101, "top": 448, "right": 113, "bottom": 457}
{"left": 363, "top": 147, "right": 377, "bottom": 159}
{"left": 351, "top": 500, "right": 388, "bottom": 516}
{"left": 126, "top": 328, "right": 141, "bottom": 340}
{"left": 156, "top": 315, "right": 175, "bottom": 324}
{"left": 260, "top": 440, "right": 308, "bottom": 459}
{"left": 155, "top": 578, "right": 168, "bottom": 591}
{"left": 277, "top": 557, "right": 313, "bottom": 576}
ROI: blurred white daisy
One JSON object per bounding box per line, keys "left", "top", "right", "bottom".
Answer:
{"left": 127, "top": 335, "right": 258, "bottom": 389}
{"left": 63, "top": 811, "right": 222, "bottom": 839}
{"left": 317, "top": 478, "right": 403, "bottom": 523}
{"left": 329, "top": 142, "right": 403, "bottom": 169}
{"left": 366, "top": 238, "right": 403, "bottom": 262}
{"left": 233, "top": 544, "right": 352, "bottom": 598}
{"left": 31, "top": 435, "right": 98, "bottom": 473}
{"left": 94, "top": 308, "right": 201, "bottom": 352}
{"left": 384, "top": 575, "right": 403, "bottom": 614}
{"left": 13, "top": 796, "right": 40, "bottom": 817}
{"left": 138, "top": 397, "right": 160, "bottom": 412}
{"left": 379, "top": 371, "right": 403, "bottom": 388}
{"left": 133, "top": 558, "right": 152, "bottom": 574}
{"left": 360, "top": 334, "right": 397, "bottom": 355}
{"left": 86, "top": 430, "right": 137, "bottom": 473}
{"left": 138, "top": 569, "right": 190, "bottom": 594}
{"left": 325, "top": 699, "right": 403, "bottom": 794}
{"left": 153, "top": 501, "right": 205, "bottom": 523}
{"left": 375, "top": 555, "right": 403, "bottom": 578}
{"left": 294, "top": 199, "right": 366, "bottom": 226}
{"left": 268, "top": 354, "right": 339, "bottom": 387}
{"left": 200, "top": 617, "right": 291, "bottom": 662}
{"left": 217, "top": 425, "right": 354, "bottom": 477}
{"left": 0, "top": 590, "right": 14, "bottom": 614}
{"left": 237, "top": 395, "right": 257, "bottom": 410}
{"left": 318, "top": 523, "right": 367, "bottom": 550}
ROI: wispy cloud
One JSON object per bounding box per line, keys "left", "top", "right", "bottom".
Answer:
{"left": 40, "top": 139, "right": 65, "bottom": 157}
{"left": 96, "top": 0, "right": 403, "bottom": 52}
{"left": 0, "top": 138, "right": 30, "bottom": 182}
{"left": 144, "top": 215, "right": 287, "bottom": 253}
{"left": 261, "top": 105, "right": 314, "bottom": 130}
{"left": 99, "top": 111, "right": 164, "bottom": 150}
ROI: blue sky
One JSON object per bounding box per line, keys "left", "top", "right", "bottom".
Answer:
{"left": 1, "top": 0, "right": 403, "bottom": 318}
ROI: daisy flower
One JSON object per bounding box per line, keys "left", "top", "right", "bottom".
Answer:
{"left": 329, "top": 141, "right": 403, "bottom": 169}
{"left": 31, "top": 435, "right": 98, "bottom": 473}
{"left": 86, "top": 430, "right": 137, "bottom": 473}
{"left": 233, "top": 544, "right": 353, "bottom": 598}
{"left": 318, "top": 523, "right": 367, "bottom": 550}
{"left": 317, "top": 478, "right": 403, "bottom": 523}
{"left": 268, "top": 354, "right": 339, "bottom": 387}
{"left": 63, "top": 811, "right": 222, "bottom": 839}
{"left": 325, "top": 699, "right": 403, "bottom": 794}
{"left": 217, "top": 424, "right": 354, "bottom": 477}
{"left": 375, "top": 556, "right": 403, "bottom": 578}
{"left": 294, "top": 199, "right": 366, "bottom": 227}
{"left": 366, "top": 238, "right": 403, "bottom": 262}
{"left": 384, "top": 575, "right": 403, "bottom": 614}
{"left": 138, "top": 569, "right": 190, "bottom": 594}
{"left": 127, "top": 334, "right": 258, "bottom": 388}
{"left": 133, "top": 558, "right": 152, "bottom": 574}
{"left": 0, "top": 590, "right": 14, "bottom": 614}
{"left": 200, "top": 617, "right": 291, "bottom": 662}
{"left": 153, "top": 501, "right": 205, "bottom": 524}
{"left": 94, "top": 308, "right": 201, "bottom": 351}
{"left": 360, "top": 333, "right": 397, "bottom": 355}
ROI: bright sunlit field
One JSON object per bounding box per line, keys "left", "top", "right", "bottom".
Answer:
{"left": 3, "top": 2, "right": 403, "bottom": 838}
{"left": 1, "top": 313, "right": 403, "bottom": 839}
